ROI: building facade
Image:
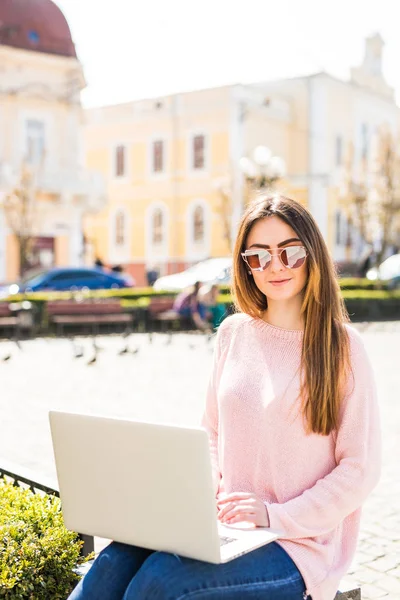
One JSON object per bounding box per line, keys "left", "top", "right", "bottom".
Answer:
{"left": 84, "top": 34, "right": 400, "bottom": 285}
{"left": 0, "top": 0, "right": 105, "bottom": 282}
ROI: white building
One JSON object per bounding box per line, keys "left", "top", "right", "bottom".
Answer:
{"left": 0, "top": 0, "right": 105, "bottom": 281}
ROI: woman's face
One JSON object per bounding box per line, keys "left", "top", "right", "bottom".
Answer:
{"left": 244, "top": 215, "right": 308, "bottom": 303}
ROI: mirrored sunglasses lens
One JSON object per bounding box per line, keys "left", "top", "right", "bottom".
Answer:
{"left": 259, "top": 253, "right": 272, "bottom": 269}
{"left": 246, "top": 254, "right": 262, "bottom": 269}
{"left": 283, "top": 247, "right": 306, "bottom": 268}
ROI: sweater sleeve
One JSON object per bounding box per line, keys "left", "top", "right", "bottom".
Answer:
{"left": 201, "top": 317, "right": 232, "bottom": 496}
{"left": 266, "top": 329, "right": 381, "bottom": 539}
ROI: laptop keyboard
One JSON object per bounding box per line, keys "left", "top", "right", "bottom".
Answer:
{"left": 219, "top": 535, "right": 236, "bottom": 547}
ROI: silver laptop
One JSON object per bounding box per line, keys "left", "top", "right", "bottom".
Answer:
{"left": 49, "top": 411, "right": 279, "bottom": 563}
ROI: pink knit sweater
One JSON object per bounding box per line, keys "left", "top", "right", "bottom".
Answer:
{"left": 202, "top": 313, "right": 381, "bottom": 600}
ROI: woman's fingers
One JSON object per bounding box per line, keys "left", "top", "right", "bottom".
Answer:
{"left": 224, "top": 513, "right": 257, "bottom": 525}
{"left": 217, "top": 500, "right": 252, "bottom": 520}
{"left": 217, "top": 492, "right": 253, "bottom": 504}
{"left": 218, "top": 503, "right": 255, "bottom": 522}
{"left": 216, "top": 492, "right": 269, "bottom": 527}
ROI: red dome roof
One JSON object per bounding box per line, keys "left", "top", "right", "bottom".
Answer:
{"left": 0, "top": 0, "right": 76, "bottom": 58}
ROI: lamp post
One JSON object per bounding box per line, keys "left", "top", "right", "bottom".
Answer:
{"left": 240, "top": 145, "right": 286, "bottom": 192}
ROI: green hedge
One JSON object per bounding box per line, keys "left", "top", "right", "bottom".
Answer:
{"left": 208, "top": 278, "right": 389, "bottom": 293}
{"left": 339, "top": 278, "right": 390, "bottom": 291}
{"left": 1, "top": 287, "right": 398, "bottom": 312}
{"left": 218, "top": 278, "right": 388, "bottom": 292}
{"left": 218, "top": 290, "right": 400, "bottom": 305}
{"left": 1, "top": 286, "right": 174, "bottom": 304}
{"left": 0, "top": 277, "right": 389, "bottom": 305}
{"left": 217, "top": 290, "right": 400, "bottom": 322}
{"left": 0, "top": 279, "right": 398, "bottom": 334}
{"left": 0, "top": 480, "right": 87, "bottom": 599}
{"left": 341, "top": 289, "right": 400, "bottom": 300}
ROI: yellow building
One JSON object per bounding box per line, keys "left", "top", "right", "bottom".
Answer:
{"left": 84, "top": 34, "right": 399, "bottom": 286}
{"left": 0, "top": 0, "right": 105, "bottom": 281}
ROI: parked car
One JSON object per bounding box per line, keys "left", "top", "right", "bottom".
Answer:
{"left": 153, "top": 258, "right": 232, "bottom": 292}
{"left": 366, "top": 253, "right": 400, "bottom": 289}
{"left": 0, "top": 267, "right": 135, "bottom": 295}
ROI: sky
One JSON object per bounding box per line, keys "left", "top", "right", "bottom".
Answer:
{"left": 55, "top": 0, "right": 400, "bottom": 108}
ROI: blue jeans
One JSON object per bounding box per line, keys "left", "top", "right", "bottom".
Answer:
{"left": 68, "top": 541, "right": 307, "bottom": 599}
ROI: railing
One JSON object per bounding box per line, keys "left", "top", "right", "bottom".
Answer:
{"left": 0, "top": 460, "right": 94, "bottom": 556}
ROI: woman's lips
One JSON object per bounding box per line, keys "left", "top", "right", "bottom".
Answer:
{"left": 268, "top": 278, "right": 292, "bottom": 286}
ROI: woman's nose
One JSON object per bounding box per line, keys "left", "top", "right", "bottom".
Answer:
{"left": 269, "top": 253, "right": 285, "bottom": 272}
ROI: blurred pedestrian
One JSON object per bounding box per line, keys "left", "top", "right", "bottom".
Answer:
{"left": 111, "top": 264, "right": 123, "bottom": 273}
{"left": 146, "top": 265, "right": 159, "bottom": 287}
{"left": 173, "top": 281, "right": 210, "bottom": 332}
{"left": 94, "top": 257, "right": 105, "bottom": 269}
{"left": 198, "top": 283, "right": 223, "bottom": 329}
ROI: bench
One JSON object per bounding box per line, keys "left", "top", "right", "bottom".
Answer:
{"left": 0, "top": 460, "right": 94, "bottom": 557}
{"left": 0, "top": 302, "right": 18, "bottom": 329}
{"left": 0, "top": 301, "right": 33, "bottom": 337}
{"left": 147, "top": 297, "right": 182, "bottom": 332}
{"left": 46, "top": 300, "right": 133, "bottom": 336}
{"left": 147, "top": 297, "right": 213, "bottom": 335}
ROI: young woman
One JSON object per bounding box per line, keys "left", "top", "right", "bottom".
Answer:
{"left": 68, "top": 194, "right": 381, "bottom": 600}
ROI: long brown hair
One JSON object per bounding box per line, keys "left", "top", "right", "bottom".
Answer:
{"left": 232, "top": 194, "right": 350, "bottom": 435}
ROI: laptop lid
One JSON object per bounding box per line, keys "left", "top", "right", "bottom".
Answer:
{"left": 49, "top": 411, "right": 221, "bottom": 563}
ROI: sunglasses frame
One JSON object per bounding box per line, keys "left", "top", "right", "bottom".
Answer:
{"left": 241, "top": 245, "right": 308, "bottom": 272}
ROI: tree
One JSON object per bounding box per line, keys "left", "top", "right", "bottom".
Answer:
{"left": 373, "top": 129, "right": 400, "bottom": 261}
{"left": 214, "top": 177, "right": 234, "bottom": 252}
{"left": 2, "top": 164, "right": 39, "bottom": 276}
{"left": 340, "top": 129, "right": 400, "bottom": 265}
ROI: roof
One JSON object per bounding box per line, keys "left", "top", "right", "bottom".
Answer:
{"left": 0, "top": 0, "right": 76, "bottom": 58}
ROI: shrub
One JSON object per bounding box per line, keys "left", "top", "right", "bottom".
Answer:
{"left": 339, "top": 277, "right": 390, "bottom": 291}
{"left": 341, "top": 289, "right": 400, "bottom": 300}
{"left": 0, "top": 480, "right": 86, "bottom": 599}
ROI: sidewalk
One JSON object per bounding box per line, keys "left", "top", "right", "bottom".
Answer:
{"left": 0, "top": 322, "right": 398, "bottom": 599}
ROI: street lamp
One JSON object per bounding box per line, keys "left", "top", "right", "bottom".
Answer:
{"left": 240, "top": 145, "right": 286, "bottom": 189}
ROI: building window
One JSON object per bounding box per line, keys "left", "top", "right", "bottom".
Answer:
{"left": 26, "top": 236, "right": 54, "bottom": 272}
{"left": 26, "top": 120, "right": 45, "bottom": 165}
{"left": 335, "top": 136, "right": 343, "bottom": 166}
{"left": 152, "top": 209, "right": 164, "bottom": 244}
{"left": 193, "top": 206, "right": 204, "bottom": 242}
{"left": 153, "top": 140, "right": 164, "bottom": 173}
{"left": 361, "top": 123, "right": 368, "bottom": 160}
{"left": 335, "top": 210, "right": 342, "bottom": 245}
{"left": 346, "top": 217, "right": 353, "bottom": 247}
{"left": 115, "top": 145, "right": 126, "bottom": 177}
{"left": 193, "top": 135, "right": 205, "bottom": 170}
{"left": 115, "top": 212, "right": 125, "bottom": 246}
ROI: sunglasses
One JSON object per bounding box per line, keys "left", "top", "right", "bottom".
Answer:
{"left": 241, "top": 245, "right": 307, "bottom": 271}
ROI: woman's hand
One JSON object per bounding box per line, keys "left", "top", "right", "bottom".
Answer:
{"left": 217, "top": 492, "right": 270, "bottom": 527}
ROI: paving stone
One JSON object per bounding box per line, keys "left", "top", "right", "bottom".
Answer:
{"left": 356, "top": 569, "right": 381, "bottom": 584}
{"left": 388, "top": 566, "right": 400, "bottom": 579}
{"left": 356, "top": 550, "right": 382, "bottom": 564}
{"left": 373, "top": 573, "right": 400, "bottom": 594}
{"left": 367, "top": 555, "right": 400, "bottom": 573}
{"left": 361, "top": 583, "right": 389, "bottom": 599}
